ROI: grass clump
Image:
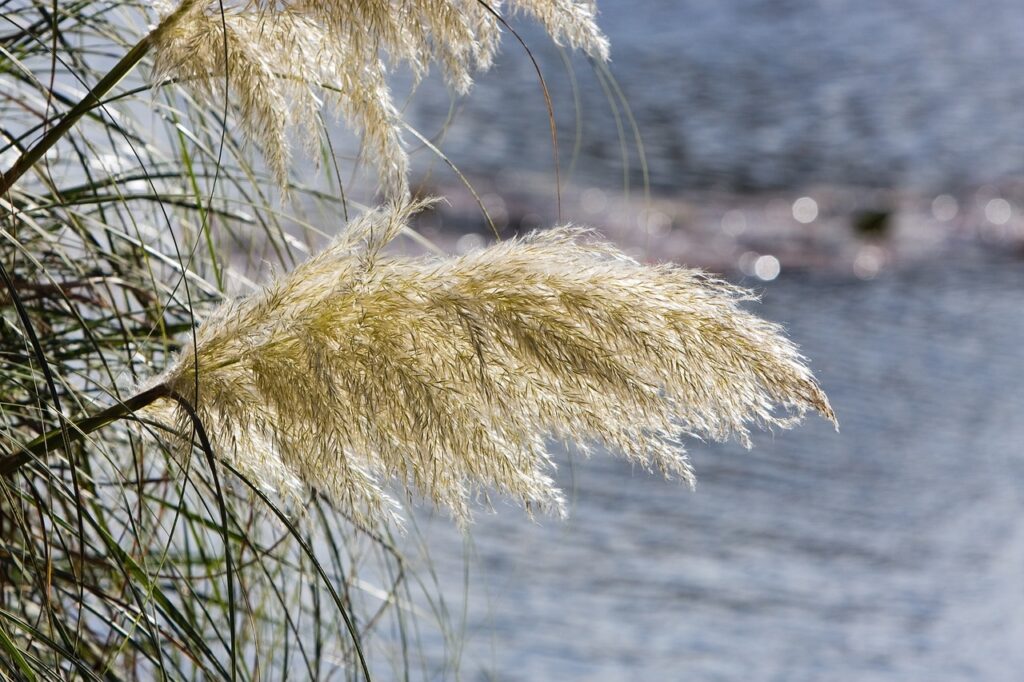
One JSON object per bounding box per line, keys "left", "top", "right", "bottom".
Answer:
{"left": 0, "top": 0, "right": 832, "bottom": 677}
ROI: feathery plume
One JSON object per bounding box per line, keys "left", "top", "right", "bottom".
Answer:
{"left": 150, "top": 7, "right": 408, "bottom": 194}
{"left": 150, "top": 203, "right": 834, "bottom": 527}
{"left": 149, "top": 0, "right": 609, "bottom": 193}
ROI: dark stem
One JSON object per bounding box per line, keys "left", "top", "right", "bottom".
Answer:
{"left": 0, "top": 383, "right": 171, "bottom": 476}
{"left": 0, "top": 0, "right": 197, "bottom": 196}
{"left": 0, "top": 37, "right": 153, "bottom": 196}
{"left": 167, "top": 388, "right": 239, "bottom": 680}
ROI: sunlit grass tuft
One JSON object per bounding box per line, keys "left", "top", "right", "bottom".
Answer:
{"left": 150, "top": 201, "right": 834, "bottom": 528}
{"left": 0, "top": 0, "right": 832, "bottom": 677}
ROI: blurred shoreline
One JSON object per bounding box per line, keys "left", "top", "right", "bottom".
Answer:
{"left": 412, "top": 174, "right": 1024, "bottom": 280}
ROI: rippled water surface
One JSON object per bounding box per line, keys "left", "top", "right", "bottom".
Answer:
{"left": 382, "top": 3, "right": 1024, "bottom": 678}
{"left": 402, "top": 252, "right": 1024, "bottom": 681}
{"left": 403, "top": 0, "right": 1024, "bottom": 192}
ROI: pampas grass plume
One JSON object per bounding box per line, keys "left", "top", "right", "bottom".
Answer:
{"left": 150, "top": 0, "right": 609, "bottom": 193}
{"left": 152, "top": 202, "right": 835, "bottom": 527}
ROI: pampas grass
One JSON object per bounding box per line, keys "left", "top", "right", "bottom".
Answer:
{"left": 150, "top": 0, "right": 609, "bottom": 193}
{"left": 0, "top": 0, "right": 836, "bottom": 675}
{"left": 151, "top": 201, "right": 834, "bottom": 528}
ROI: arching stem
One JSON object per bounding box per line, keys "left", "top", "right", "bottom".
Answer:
{"left": 0, "top": 383, "right": 171, "bottom": 476}
{"left": 0, "top": 0, "right": 197, "bottom": 196}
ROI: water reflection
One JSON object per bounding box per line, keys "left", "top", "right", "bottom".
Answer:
{"left": 402, "top": 253, "right": 1024, "bottom": 681}
{"left": 380, "top": 2, "right": 1024, "bottom": 678}
{"left": 400, "top": 0, "right": 1024, "bottom": 194}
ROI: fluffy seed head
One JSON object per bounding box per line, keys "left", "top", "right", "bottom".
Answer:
{"left": 149, "top": 0, "right": 609, "bottom": 194}
{"left": 151, "top": 203, "right": 835, "bottom": 527}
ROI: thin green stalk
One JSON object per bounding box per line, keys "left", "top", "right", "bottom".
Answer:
{"left": 0, "top": 0, "right": 196, "bottom": 196}
{"left": 0, "top": 383, "right": 171, "bottom": 476}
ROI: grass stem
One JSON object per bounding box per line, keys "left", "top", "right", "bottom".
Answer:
{"left": 0, "top": 383, "right": 171, "bottom": 476}
{"left": 0, "top": 0, "right": 197, "bottom": 196}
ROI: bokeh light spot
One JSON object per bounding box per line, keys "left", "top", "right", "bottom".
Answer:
{"left": 792, "top": 197, "right": 818, "bottom": 224}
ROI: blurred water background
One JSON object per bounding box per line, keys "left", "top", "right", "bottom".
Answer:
{"left": 379, "top": 1, "right": 1024, "bottom": 679}
{"left": 406, "top": 0, "right": 1024, "bottom": 194}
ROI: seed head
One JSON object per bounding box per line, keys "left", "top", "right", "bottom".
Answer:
{"left": 150, "top": 0, "right": 610, "bottom": 194}
{"left": 152, "top": 202, "right": 835, "bottom": 527}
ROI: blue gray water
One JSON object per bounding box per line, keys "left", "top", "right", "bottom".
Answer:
{"left": 403, "top": 0, "right": 1024, "bottom": 193}
{"left": 405, "top": 250, "right": 1024, "bottom": 680}
{"left": 388, "top": 3, "right": 1024, "bottom": 679}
